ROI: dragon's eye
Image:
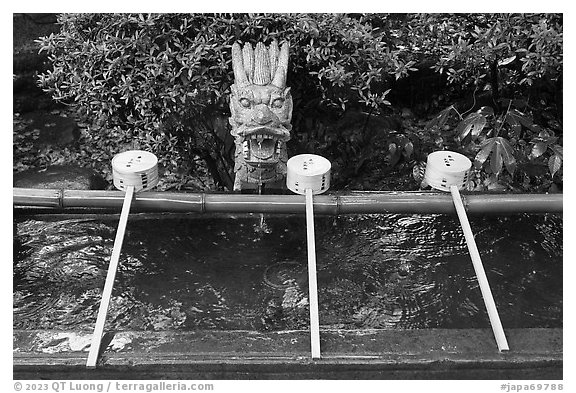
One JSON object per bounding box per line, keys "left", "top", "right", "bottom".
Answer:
{"left": 272, "top": 98, "right": 284, "bottom": 108}
{"left": 239, "top": 98, "right": 251, "bottom": 108}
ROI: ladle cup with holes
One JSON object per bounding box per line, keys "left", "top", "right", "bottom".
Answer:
{"left": 423, "top": 150, "right": 509, "bottom": 352}
{"left": 286, "top": 154, "right": 331, "bottom": 359}
{"left": 87, "top": 150, "right": 159, "bottom": 368}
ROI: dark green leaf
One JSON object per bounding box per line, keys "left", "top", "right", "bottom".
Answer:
{"left": 508, "top": 108, "right": 534, "bottom": 129}
{"left": 531, "top": 142, "right": 548, "bottom": 158}
{"left": 426, "top": 105, "right": 457, "bottom": 130}
{"left": 476, "top": 106, "right": 494, "bottom": 116}
{"left": 498, "top": 55, "right": 516, "bottom": 66}
{"left": 538, "top": 130, "right": 552, "bottom": 139}
{"left": 508, "top": 109, "right": 545, "bottom": 133}
{"left": 548, "top": 154, "right": 562, "bottom": 177}
{"left": 455, "top": 112, "right": 487, "bottom": 141}
{"left": 497, "top": 137, "right": 517, "bottom": 175}
{"left": 550, "top": 144, "right": 563, "bottom": 159}
{"left": 474, "top": 137, "right": 496, "bottom": 168}
{"left": 490, "top": 141, "right": 503, "bottom": 175}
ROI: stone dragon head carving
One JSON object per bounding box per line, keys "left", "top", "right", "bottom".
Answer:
{"left": 229, "top": 41, "right": 293, "bottom": 191}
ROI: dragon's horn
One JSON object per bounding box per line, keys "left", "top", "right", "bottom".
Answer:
{"left": 268, "top": 40, "right": 279, "bottom": 80}
{"left": 253, "top": 42, "right": 271, "bottom": 85}
{"left": 242, "top": 43, "right": 255, "bottom": 83}
{"left": 232, "top": 42, "right": 248, "bottom": 85}
{"left": 271, "top": 42, "right": 289, "bottom": 88}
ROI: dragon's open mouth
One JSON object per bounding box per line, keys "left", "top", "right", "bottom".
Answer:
{"left": 241, "top": 128, "right": 286, "bottom": 166}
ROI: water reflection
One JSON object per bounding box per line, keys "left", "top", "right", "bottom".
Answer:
{"left": 13, "top": 212, "right": 562, "bottom": 331}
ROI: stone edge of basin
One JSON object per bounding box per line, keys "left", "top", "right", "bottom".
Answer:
{"left": 13, "top": 328, "right": 562, "bottom": 379}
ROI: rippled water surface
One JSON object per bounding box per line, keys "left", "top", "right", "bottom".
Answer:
{"left": 13, "top": 212, "right": 562, "bottom": 331}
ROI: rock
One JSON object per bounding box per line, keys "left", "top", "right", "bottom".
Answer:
{"left": 19, "top": 112, "right": 80, "bottom": 146}
{"left": 13, "top": 165, "right": 107, "bottom": 190}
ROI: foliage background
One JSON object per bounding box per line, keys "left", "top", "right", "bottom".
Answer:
{"left": 15, "top": 13, "right": 562, "bottom": 192}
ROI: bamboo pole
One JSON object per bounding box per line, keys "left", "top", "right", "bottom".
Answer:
{"left": 450, "top": 186, "right": 509, "bottom": 352}
{"left": 86, "top": 185, "right": 134, "bottom": 368}
{"left": 305, "top": 189, "right": 321, "bottom": 359}
{"left": 13, "top": 188, "right": 563, "bottom": 215}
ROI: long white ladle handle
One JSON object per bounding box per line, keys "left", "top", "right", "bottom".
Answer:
{"left": 450, "top": 185, "right": 509, "bottom": 352}
{"left": 305, "top": 188, "right": 321, "bottom": 359}
{"left": 86, "top": 185, "right": 135, "bottom": 368}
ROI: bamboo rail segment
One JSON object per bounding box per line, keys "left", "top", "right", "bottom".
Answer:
{"left": 423, "top": 151, "right": 509, "bottom": 351}
{"left": 286, "top": 154, "right": 332, "bottom": 359}
{"left": 13, "top": 189, "right": 562, "bottom": 215}
{"left": 86, "top": 151, "right": 159, "bottom": 368}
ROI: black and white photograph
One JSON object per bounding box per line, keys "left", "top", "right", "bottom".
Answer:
{"left": 10, "top": 9, "right": 565, "bottom": 390}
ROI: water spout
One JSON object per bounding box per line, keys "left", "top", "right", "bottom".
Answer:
{"left": 229, "top": 41, "right": 292, "bottom": 192}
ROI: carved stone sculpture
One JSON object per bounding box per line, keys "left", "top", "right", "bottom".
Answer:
{"left": 229, "top": 41, "right": 293, "bottom": 191}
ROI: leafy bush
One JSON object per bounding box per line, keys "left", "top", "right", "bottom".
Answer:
{"left": 35, "top": 13, "right": 562, "bottom": 191}
{"left": 36, "top": 13, "right": 415, "bottom": 190}
{"left": 404, "top": 14, "right": 562, "bottom": 93}
{"left": 415, "top": 13, "right": 562, "bottom": 192}
{"left": 426, "top": 99, "right": 562, "bottom": 191}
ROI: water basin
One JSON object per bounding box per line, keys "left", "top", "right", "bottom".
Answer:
{"left": 13, "top": 212, "right": 562, "bottom": 332}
